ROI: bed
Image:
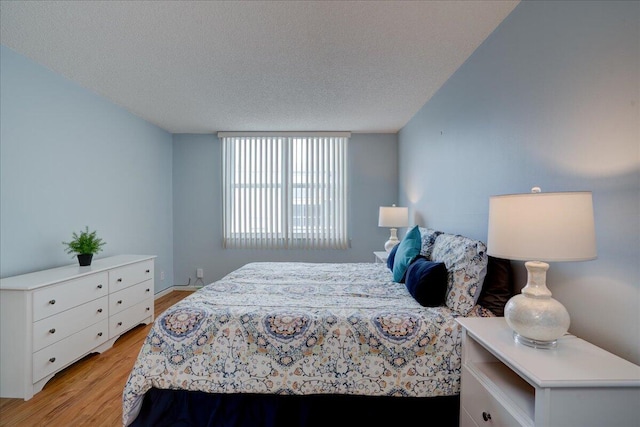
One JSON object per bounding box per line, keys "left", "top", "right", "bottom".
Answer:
{"left": 122, "top": 227, "right": 513, "bottom": 427}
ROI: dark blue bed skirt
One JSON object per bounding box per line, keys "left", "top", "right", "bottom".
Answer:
{"left": 130, "top": 389, "right": 459, "bottom": 427}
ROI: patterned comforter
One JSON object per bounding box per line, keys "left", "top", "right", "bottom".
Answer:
{"left": 122, "top": 262, "right": 492, "bottom": 426}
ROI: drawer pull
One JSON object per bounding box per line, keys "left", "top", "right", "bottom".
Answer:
{"left": 97, "top": 284, "right": 103, "bottom": 289}
{"left": 49, "top": 328, "right": 56, "bottom": 334}
{"left": 117, "top": 300, "right": 123, "bottom": 304}
{"left": 98, "top": 332, "right": 103, "bottom": 337}
{"left": 117, "top": 278, "right": 122, "bottom": 282}
{"left": 146, "top": 307, "right": 150, "bottom": 311}
{"left": 49, "top": 357, "right": 56, "bottom": 363}
{"left": 49, "top": 299, "right": 56, "bottom": 305}
{"left": 146, "top": 288, "right": 150, "bottom": 292}
{"left": 117, "top": 322, "right": 123, "bottom": 326}
{"left": 145, "top": 269, "right": 150, "bottom": 273}
{"left": 482, "top": 412, "right": 492, "bottom": 422}
{"left": 97, "top": 308, "right": 103, "bottom": 313}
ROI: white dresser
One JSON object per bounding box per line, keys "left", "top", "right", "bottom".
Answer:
{"left": 0, "top": 254, "right": 155, "bottom": 400}
{"left": 457, "top": 317, "right": 640, "bottom": 427}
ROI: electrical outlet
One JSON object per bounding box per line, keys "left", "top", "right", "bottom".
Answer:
{"left": 196, "top": 268, "right": 203, "bottom": 279}
{"left": 160, "top": 271, "right": 165, "bottom": 281}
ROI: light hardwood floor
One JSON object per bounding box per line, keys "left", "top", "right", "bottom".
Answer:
{"left": 0, "top": 290, "right": 194, "bottom": 427}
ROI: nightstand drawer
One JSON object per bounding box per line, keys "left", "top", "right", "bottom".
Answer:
{"left": 461, "top": 366, "right": 525, "bottom": 427}
{"left": 460, "top": 405, "right": 480, "bottom": 427}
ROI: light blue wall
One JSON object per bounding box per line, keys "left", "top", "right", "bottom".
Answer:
{"left": 0, "top": 45, "right": 174, "bottom": 293}
{"left": 172, "top": 133, "right": 397, "bottom": 286}
{"left": 398, "top": 1, "right": 639, "bottom": 364}
{"left": 0, "top": 42, "right": 396, "bottom": 294}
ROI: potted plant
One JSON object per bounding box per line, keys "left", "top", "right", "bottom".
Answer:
{"left": 62, "top": 226, "right": 106, "bottom": 266}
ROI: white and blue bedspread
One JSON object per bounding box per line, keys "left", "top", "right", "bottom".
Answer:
{"left": 122, "top": 262, "right": 492, "bottom": 426}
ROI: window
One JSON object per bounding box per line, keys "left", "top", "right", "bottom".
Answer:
{"left": 220, "top": 132, "right": 349, "bottom": 249}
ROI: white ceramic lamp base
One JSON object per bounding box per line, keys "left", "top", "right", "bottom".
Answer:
{"left": 384, "top": 228, "right": 399, "bottom": 252}
{"left": 504, "top": 261, "right": 570, "bottom": 349}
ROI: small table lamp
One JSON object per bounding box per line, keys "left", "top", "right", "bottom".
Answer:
{"left": 487, "top": 187, "right": 596, "bottom": 349}
{"left": 378, "top": 205, "right": 409, "bottom": 252}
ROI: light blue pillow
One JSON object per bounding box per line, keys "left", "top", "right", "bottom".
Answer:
{"left": 392, "top": 225, "right": 422, "bottom": 282}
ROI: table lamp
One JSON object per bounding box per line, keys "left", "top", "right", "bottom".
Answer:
{"left": 378, "top": 205, "right": 409, "bottom": 252}
{"left": 487, "top": 187, "right": 596, "bottom": 349}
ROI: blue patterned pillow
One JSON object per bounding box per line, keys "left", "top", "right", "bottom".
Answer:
{"left": 418, "top": 227, "right": 443, "bottom": 258}
{"left": 405, "top": 256, "right": 448, "bottom": 307}
{"left": 392, "top": 225, "right": 421, "bottom": 283}
{"left": 430, "top": 233, "right": 488, "bottom": 315}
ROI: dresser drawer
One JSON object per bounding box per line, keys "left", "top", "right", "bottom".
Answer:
{"left": 460, "top": 405, "right": 480, "bottom": 427}
{"left": 109, "top": 279, "right": 153, "bottom": 315}
{"left": 33, "top": 319, "right": 108, "bottom": 382}
{"left": 109, "top": 299, "right": 153, "bottom": 339}
{"left": 33, "top": 296, "right": 108, "bottom": 352}
{"left": 32, "top": 272, "right": 108, "bottom": 321}
{"left": 109, "top": 260, "right": 154, "bottom": 293}
{"left": 461, "top": 366, "right": 524, "bottom": 427}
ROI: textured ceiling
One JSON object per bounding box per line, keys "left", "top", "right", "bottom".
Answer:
{"left": 0, "top": 1, "right": 519, "bottom": 134}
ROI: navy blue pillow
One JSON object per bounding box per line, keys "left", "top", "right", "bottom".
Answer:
{"left": 386, "top": 244, "right": 399, "bottom": 271}
{"left": 404, "top": 256, "right": 448, "bottom": 307}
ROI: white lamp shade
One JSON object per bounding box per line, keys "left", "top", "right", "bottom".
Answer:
{"left": 487, "top": 191, "right": 596, "bottom": 262}
{"left": 378, "top": 206, "right": 409, "bottom": 228}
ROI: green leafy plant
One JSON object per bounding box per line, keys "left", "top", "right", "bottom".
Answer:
{"left": 62, "top": 226, "right": 106, "bottom": 256}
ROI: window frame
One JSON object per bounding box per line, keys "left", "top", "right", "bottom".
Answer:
{"left": 220, "top": 132, "right": 350, "bottom": 249}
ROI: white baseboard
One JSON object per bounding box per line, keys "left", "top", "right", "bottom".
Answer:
{"left": 154, "top": 285, "right": 201, "bottom": 299}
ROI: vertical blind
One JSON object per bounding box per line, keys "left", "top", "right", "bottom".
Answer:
{"left": 221, "top": 133, "right": 349, "bottom": 249}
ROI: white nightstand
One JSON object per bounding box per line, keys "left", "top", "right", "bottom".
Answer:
{"left": 457, "top": 317, "right": 640, "bottom": 427}
{"left": 373, "top": 251, "right": 389, "bottom": 263}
